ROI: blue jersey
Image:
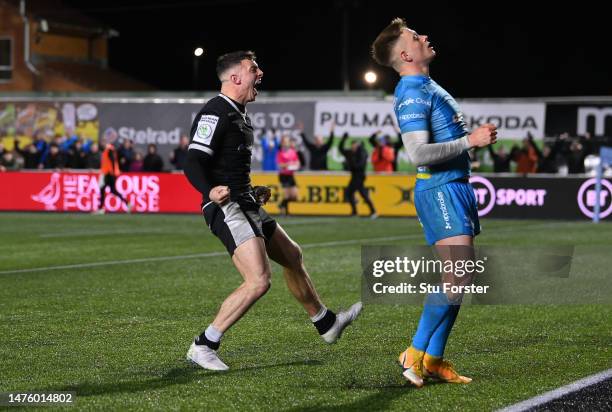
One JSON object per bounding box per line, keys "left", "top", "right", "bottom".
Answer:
{"left": 393, "top": 75, "right": 470, "bottom": 191}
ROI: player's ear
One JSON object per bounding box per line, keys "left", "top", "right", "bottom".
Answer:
{"left": 400, "top": 50, "right": 412, "bottom": 63}
{"left": 230, "top": 73, "right": 240, "bottom": 84}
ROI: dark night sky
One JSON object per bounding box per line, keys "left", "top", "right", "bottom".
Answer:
{"left": 61, "top": 0, "right": 610, "bottom": 97}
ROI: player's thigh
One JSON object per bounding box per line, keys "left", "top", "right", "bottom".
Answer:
{"left": 232, "top": 236, "right": 271, "bottom": 283}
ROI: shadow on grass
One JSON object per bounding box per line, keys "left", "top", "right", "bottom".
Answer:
{"left": 292, "top": 377, "right": 448, "bottom": 411}
{"left": 288, "top": 387, "right": 407, "bottom": 412}
{"left": 53, "top": 359, "right": 322, "bottom": 397}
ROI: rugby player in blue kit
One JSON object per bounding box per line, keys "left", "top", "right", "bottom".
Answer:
{"left": 372, "top": 18, "right": 497, "bottom": 387}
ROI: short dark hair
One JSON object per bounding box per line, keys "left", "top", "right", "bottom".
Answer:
{"left": 216, "top": 50, "right": 256, "bottom": 80}
{"left": 371, "top": 17, "right": 407, "bottom": 67}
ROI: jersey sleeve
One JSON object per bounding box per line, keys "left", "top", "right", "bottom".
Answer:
{"left": 188, "top": 110, "right": 228, "bottom": 156}
{"left": 185, "top": 109, "right": 228, "bottom": 202}
{"left": 394, "top": 88, "right": 432, "bottom": 134}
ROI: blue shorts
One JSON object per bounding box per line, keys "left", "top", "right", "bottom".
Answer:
{"left": 414, "top": 180, "right": 481, "bottom": 245}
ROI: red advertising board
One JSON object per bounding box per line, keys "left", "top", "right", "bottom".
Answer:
{"left": 2, "top": 171, "right": 610, "bottom": 220}
{"left": 0, "top": 171, "right": 202, "bottom": 213}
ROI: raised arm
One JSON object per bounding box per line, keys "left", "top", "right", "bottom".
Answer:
{"left": 339, "top": 132, "right": 350, "bottom": 156}
{"left": 322, "top": 128, "right": 336, "bottom": 152}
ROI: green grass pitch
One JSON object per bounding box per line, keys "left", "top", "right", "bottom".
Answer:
{"left": 0, "top": 213, "right": 610, "bottom": 411}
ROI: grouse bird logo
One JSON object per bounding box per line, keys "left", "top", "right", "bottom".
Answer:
{"left": 31, "top": 173, "right": 61, "bottom": 210}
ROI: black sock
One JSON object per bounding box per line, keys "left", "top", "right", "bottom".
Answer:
{"left": 313, "top": 309, "right": 337, "bottom": 335}
{"left": 195, "top": 332, "right": 220, "bottom": 350}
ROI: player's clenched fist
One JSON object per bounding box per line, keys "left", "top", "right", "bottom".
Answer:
{"left": 468, "top": 123, "right": 498, "bottom": 148}
{"left": 209, "top": 186, "right": 230, "bottom": 205}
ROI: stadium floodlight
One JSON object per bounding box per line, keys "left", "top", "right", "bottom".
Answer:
{"left": 593, "top": 146, "right": 612, "bottom": 223}
{"left": 364, "top": 71, "right": 377, "bottom": 85}
{"left": 193, "top": 48, "right": 205, "bottom": 89}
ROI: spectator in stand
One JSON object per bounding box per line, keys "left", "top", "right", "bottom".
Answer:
{"left": 580, "top": 131, "right": 594, "bottom": 157}
{"left": 0, "top": 150, "right": 20, "bottom": 171}
{"left": 44, "top": 143, "right": 66, "bottom": 169}
{"left": 536, "top": 144, "right": 560, "bottom": 174}
{"left": 566, "top": 140, "right": 586, "bottom": 174}
{"left": 301, "top": 122, "right": 335, "bottom": 171}
{"left": 66, "top": 139, "right": 87, "bottom": 169}
{"left": 85, "top": 143, "right": 101, "bottom": 169}
{"left": 294, "top": 138, "right": 307, "bottom": 171}
{"left": 143, "top": 143, "right": 164, "bottom": 172}
{"left": 51, "top": 134, "right": 64, "bottom": 151}
{"left": 487, "top": 144, "right": 512, "bottom": 173}
{"left": 14, "top": 139, "right": 39, "bottom": 169}
{"left": 276, "top": 135, "right": 300, "bottom": 215}
{"left": 33, "top": 131, "right": 49, "bottom": 168}
{"left": 129, "top": 151, "right": 144, "bottom": 172}
{"left": 82, "top": 137, "right": 94, "bottom": 154}
{"left": 260, "top": 128, "right": 280, "bottom": 171}
{"left": 118, "top": 139, "right": 134, "bottom": 172}
{"left": 369, "top": 131, "right": 395, "bottom": 172}
{"left": 513, "top": 133, "right": 539, "bottom": 174}
{"left": 339, "top": 132, "right": 377, "bottom": 218}
{"left": 60, "top": 129, "right": 79, "bottom": 153}
{"left": 170, "top": 135, "right": 190, "bottom": 170}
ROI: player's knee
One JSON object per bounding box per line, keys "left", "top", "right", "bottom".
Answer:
{"left": 287, "top": 242, "right": 303, "bottom": 267}
{"left": 247, "top": 273, "right": 271, "bottom": 297}
{"left": 445, "top": 291, "right": 463, "bottom": 304}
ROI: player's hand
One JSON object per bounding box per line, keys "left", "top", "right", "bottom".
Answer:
{"left": 253, "top": 185, "right": 271, "bottom": 205}
{"left": 468, "top": 123, "right": 497, "bottom": 148}
{"left": 209, "top": 186, "right": 230, "bottom": 205}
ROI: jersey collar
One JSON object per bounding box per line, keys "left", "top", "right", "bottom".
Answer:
{"left": 219, "top": 93, "right": 247, "bottom": 120}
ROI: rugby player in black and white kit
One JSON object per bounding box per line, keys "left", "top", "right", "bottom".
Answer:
{"left": 184, "top": 51, "right": 362, "bottom": 371}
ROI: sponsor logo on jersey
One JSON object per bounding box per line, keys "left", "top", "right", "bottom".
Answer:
{"left": 399, "top": 113, "right": 426, "bottom": 121}
{"left": 193, "top": 115, "right": 219, "bottom": 145}
{"left": 396, "top": 97, "right": 432, "bottom": 111}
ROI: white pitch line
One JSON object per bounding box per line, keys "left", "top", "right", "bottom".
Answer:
{"left": 496, "top": 368, "right": 612, "bottom": 412}
{"left": 0, "top": 234, "right": 420, "bottom": 275}
{"left": 0, "top": 252, "right": 226, "bottom": 275}
{"left": 40, "top": 229, "right": 168, "bottom": 238}
{"left": 0, "top": 220, "right": 578, "bottom": 275}
{"left": 36, "top": 219, "right": 340, "bottom": 238}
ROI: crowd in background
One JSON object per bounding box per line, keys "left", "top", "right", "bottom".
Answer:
{"left": 0, "top": 131, "right": 190, "bottom": 173}
{"left": 0, "top": 128, "right": 607, "bottom": 175}
{"left": 476, "top": 131, "right": 604, "bottom": 175}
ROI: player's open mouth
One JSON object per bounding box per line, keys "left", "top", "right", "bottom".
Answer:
{"left": 254, "top": 79, "right": 262, "bottom": 95}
